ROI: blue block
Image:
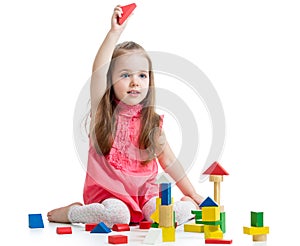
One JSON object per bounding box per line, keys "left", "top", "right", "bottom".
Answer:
{"left": 199, "top": 196, "right": 218, "bottom": 207}
{"left": 90, "top": 222, "right": 111, "bottom": 233}
{"left": 28, "top": 214, "right": 44, "bottom": 228}
{"left": 160, "top": 183, "right": 171, "bottom": 205}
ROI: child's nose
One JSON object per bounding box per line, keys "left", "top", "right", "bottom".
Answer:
{"left": 130, "top": 74, "right": 140, "bottom": 87}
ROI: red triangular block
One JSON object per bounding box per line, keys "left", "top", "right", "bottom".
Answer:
{"left": 203, "top": 161, "right": 229, "bottom": 175}
{"left": 118, "top": 3, "right": 137, "bottom": 25}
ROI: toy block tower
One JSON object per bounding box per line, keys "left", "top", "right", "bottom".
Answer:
{"left": 199, "top": 197, "right": 223, "bottom": 240}
{"left": 243, "top": 211, "right": 269, "bottom": 241}
{"left": 202, "top": 161, "right": 229, "bottom": 206}
{"left": 150, "top": 173, "right": 175, "bottom": 242}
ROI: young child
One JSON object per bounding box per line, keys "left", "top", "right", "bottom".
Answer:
{"left": 47, "top": 5, "right": 203, "bottom": 228}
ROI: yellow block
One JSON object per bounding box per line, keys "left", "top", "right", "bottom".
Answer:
{"left": 150, "top": 198, "right": 162, "bottom": 223}
{"left": 184, "top": 223, "right": 204, "bottom": 233}
{"left": 202, "top": 206, "right": 220, "bottom": 221}
{"left": 161, "top": 227, "right": 175, "bottom": 242}
{"left": 204, "top": 225, "right": 223, "bottom": 239}
{"left": 243, "top": 226, "right": 269, "bottom": 235}
{"left": 159, "top": 204, "right": 174, "bottom": 227}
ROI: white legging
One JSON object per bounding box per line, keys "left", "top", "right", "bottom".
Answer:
{"left": 68, "top": 197, "right": 196, "bottom": 228}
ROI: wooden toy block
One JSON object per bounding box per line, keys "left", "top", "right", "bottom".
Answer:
{"left": 200, "top": 197, "right": 218, "bottom": 208}
{"left": 91, "top": 222, "right": 111, "bottom": 233}
{"left": 56, "top": 226, "right": 72, "bottom": 234}
{"left": 204, "top": 225, "right": 223, "bottom": 239}
{"left": 85, "top": 223, "right": 98, "bottom": 231}
{"left": 191, "top": 210, "right": 202, "bottom": 220}
{"left": 159, "top": 204, "right": 174, "bottom": 227}
{"left": 197, "top": 220, "right": 222, "bottom": 226}
{"left": 243, "top": 226, "right": 269, "bottom": 235}
{"left": 139, "top": 221, "right": 153, "bottom": 229}
{"left": 251, "top": 211, "right": 264, "bottom": 227}
{"left": 28, "top": 213, "right": 44, "bottom": 229}
{"left": 205, "top": 238, "right": 232, "bottom": 244}
{"left": 184, "top": 223, "right": 204, "bottom": 233}
{"left": 150, "top": 208, "right": 159, "bottom": 223}
{"left": 143, "top": 228, "right": 162, "bottom": 244}
{"left": 162, "top": 227, "right": 175, "bottom": 242}
{"left": 112, "top": 224, "right": 130, "bottom": 232}
{"left": 151, "top": 222, "right": 159, "bottom": 228}
{"left": 160, "top": 183, "right": 171, "bottom": 205}
{"left": 209, "top": 175, "right": 223, "bottom": 182}
{"left": 108, "top": 235, "right": 128, "bottom": 244}
{"left": 253, "top": 234, "right": 267, "bottom": 241}
{"left": 203, "top": 162, "right": 229, "bottom": 176}
{"left": 202, "top": 206, "right": 220, "bottom": 221}
{"left": 220, "top": 212, "right": 226, "bottom": 233}
{"left": 118, "top": 3, "right": 136, "bottom": 25}
{"left": 214, "top": 182, "right": 221, "bottom": 205}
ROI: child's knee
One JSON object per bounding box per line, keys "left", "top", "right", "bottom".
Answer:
{"left": 102, "top": 198, "right": 130, "bottom": 227}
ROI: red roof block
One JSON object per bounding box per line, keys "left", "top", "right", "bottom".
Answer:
{"left": 203, "top": 162, "right": 229, "bottom": 175}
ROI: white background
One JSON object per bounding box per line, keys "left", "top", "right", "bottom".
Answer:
{"left": 1, "top": 0, "right": 299, "bottom": 245}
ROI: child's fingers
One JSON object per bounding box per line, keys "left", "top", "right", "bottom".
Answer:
{"left": 114, "top": 6, "right": 123, "bottom": 18}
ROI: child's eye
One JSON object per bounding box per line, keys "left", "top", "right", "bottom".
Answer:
{"left": 121, "top": 73, "right": 130, "bottom": 78}
{"left": 139, "top": 73, "right": 148, "bottom": 79}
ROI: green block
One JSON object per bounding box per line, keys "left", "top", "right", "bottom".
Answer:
{"left": 251, "top": 211, "right": 264, "bottom": 227}
{"left": 192, "top": 210, "right": 202, "bottom": 220}
{"left": 220, "top": 212, "right": 226, "bottom": 233}
{"left": 151, "top": 222, "right": 159, "bottom": 228}
{"left": 196, "top": 219, "right": 221, "bottom": 225}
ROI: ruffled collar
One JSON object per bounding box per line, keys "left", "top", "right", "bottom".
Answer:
{"left": 115, "top": 99, "right": 143, "bottom": 117}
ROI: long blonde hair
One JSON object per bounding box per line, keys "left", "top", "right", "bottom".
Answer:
{"left": 92, "top": 41, "right": 161, "bottom": 163}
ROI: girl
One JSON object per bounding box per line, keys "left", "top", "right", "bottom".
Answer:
{"left": 47, "top": 5, "right": 203, "bottom": 228}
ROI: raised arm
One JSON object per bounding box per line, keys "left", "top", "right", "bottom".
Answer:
{"left": 90, "top": 5, "right": 129, "bottom": 116}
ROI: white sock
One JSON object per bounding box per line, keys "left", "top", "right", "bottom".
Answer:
{"left": 142, "top": 197, "right": 196, "bottom": 225}
{"left": 68, "top": 198, "right": 130, "bottom": 228}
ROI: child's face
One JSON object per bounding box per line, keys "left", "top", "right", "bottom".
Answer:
{"left": 112, "top": 52, "right": 150, "bottom": 105}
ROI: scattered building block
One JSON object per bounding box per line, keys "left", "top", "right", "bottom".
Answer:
{"left": 56, "top": 226, "right": 72, "bottom": 234}
{"left": 204, "top": 225, "right": 223, "bottom": 239}
{"left": 200, "top": 197, "right": 218, "bottom": 208}
{"left": 85, "top": 223, "right": 98, "bottom": 231}
{"left": 159, "top": 204, "right": 174, "bottom": 227}
{"left": 253, "top": 234, "right": 267, "bottom": 241}
{"left": 205, "top": 238, "right": 232, "bottom": 244}
{"left": 90, "top": 222, "right": 111, "bottom": 233}
{"left": 143, "top": 228, "right": 162, "bottom": 244}
{"left": 161, "top": 227, "right": 175, "bottom": 242}
{"left": 112, "top": 224, "right": 130, "bottom": 232}
{"left": 243, "top": 226, "right": 269, "bottom": 235}
{"left": 28, "top": 214, "right": 44, "bottom": 229}
{"left": 160, "top": 183, "right": 172, "bottom": 205}
{"left": 202, "top": 206, "right": 220, "bottom": 221}
{"left": 184, "top": 223, "right": 204, "bottom": 233}
{"left": 139, "top": 221, "right": 152, "bottom": 229}
{"left": 108, "top": 235, "right": 128, "bottom": 244}
{"left": 203, "top": 162, "right": 229, "bottom": 176}
{"left": 220, "top": 212, "right": 226, "bottom": 233}
{"left": 209, "top": 175, "right": 223, "bottom": 182}
{"left": 251, "top": 211, "right": 264, "bottom": 227}
{"left": 192, "top": 210, "right": 202, "bottom": 219}
{"left": 118, "top": 3, "right": 137, "bottom": 25}
{"left": 151, "top": 222, "right": 159, "bottom": 228}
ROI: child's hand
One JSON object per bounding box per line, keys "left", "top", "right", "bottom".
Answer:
{"left": 111, "top": 5, "right": 129, "bottom": 32}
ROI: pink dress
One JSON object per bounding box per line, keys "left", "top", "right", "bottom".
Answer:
{"left": 83, "top": 101, "right": 162, "bottom": 222}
